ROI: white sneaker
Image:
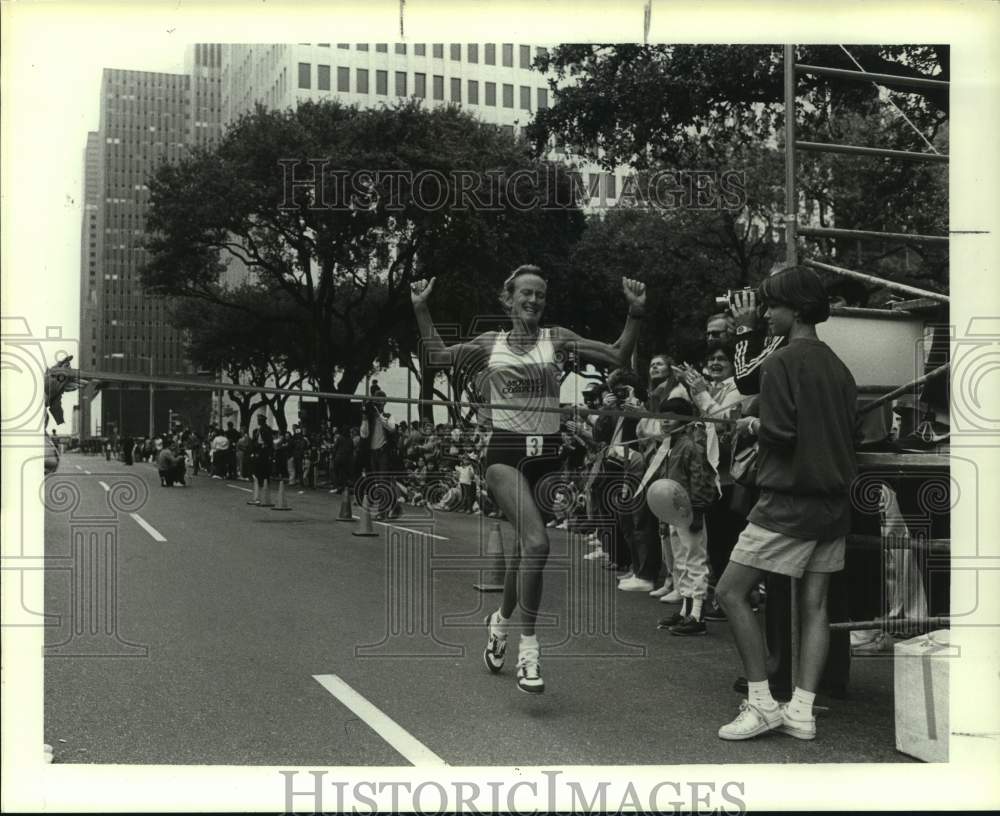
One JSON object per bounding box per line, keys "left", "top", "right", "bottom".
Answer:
{"left": 778, "top": 704, "right": 816, "bottom": 740}
{"left": 616, "top": 571, "right": 635, "bottom": 582}
{"left": 516, "top": 641, "right": 544, "bottom": 694}
{"left": 618, "top": 577, "right": 655, "bottom": 592}
{"left": 584, "top": 550, "right": 608, "bottom": 561}
{"left": 660, "top": 589, "right": 683, "bottom": 603}
{"left": 718, "top": 700, "right": 782, "bottom": 740}
{"left": 545, "top": 519, "right": 557, "bottom": 528}
{"left": 555, "top": 520, "right": 568, "bottom": 530}
{"left": 649, "top": 582, "right": 674, "bottom": 598}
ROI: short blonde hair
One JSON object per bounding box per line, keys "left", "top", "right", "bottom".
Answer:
{"left": 499, "top": 264, "right": 546, "bottom": 313}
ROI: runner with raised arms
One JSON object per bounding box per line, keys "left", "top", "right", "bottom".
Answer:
{"left": 411, "top": 264, "right": 647, "bottom": 694}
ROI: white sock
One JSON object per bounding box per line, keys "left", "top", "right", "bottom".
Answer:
{"left": 787, "top": 687, "right": 816, "bottom": 719}
{"left": 492, "top": 609, "right": 509, "bottom": 636}
{"left": 691, "top": 598, "right": 704, "bottom": 621}
{"left": 748, "top": 679, "right": 777, "bottom": 710}
{"left": 681, "top": 597, "right": 691, "bottom": 617}
{"left": 519, "top": 634, "right": 538, "bottom": 652}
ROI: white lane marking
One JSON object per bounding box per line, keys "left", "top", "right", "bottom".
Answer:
{"left": 312, "top": 674, "right": 448, "bottom": 767}
{"left": 98, "top": 481, "right": 110, "bottom": 492}
{"left": 130, "top": 513, "right": 167, "bottom": 542}
{"left": 226, "top": 484, "right": 254, "bottom": 493}
{"left": 74, "top": 465, "right": 82, "bottom": 471}
{"left": 83, "top": 470, "right": 92, "bottom": 475}
{"left": 375, "top": 522, "right": 448, "bottom": 541}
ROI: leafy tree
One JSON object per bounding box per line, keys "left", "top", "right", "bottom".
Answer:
{"left": 530, "top": 44, "right": 948, "bottom": 171}
{"left": 144, "top": 100, "right": 583, "bottom": 424}
{"left": 169, "top": 288, "right": 305, "bottom": 431}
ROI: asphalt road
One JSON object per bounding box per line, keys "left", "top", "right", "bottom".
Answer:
{"left": 44, "top": 452, "right": 911, "bottom": 766}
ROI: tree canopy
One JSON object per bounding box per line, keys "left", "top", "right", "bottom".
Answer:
{"left": 143, "top": 100, "right": 585, "bottom": 421}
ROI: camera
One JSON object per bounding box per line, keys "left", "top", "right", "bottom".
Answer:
{"left": 714, "top": 287, "right": 758, "bottom": 311}
{"left": 611, "top": 386, "right": 630, "bottom": 402}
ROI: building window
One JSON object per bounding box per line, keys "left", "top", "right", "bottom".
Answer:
{"left": 376, "top": 70, "right": 388, "bottom": 95}
{"left": 433, "top": 75, "right": 444, "bottom": 100}
{"left": 467, "top": 44, "right": 478, "bottom": 63}
{"left": 376, "top": 43, "right": 388, "bottom": 52}
{"left": 467, "top": 79, "right": 479, "bottom": 105}
{"left": 606, "top": 173, "right": 617, "bottom": 199}
{"left": 520, "top": 85, "right": 531, "bottom": 110}
{"left": 415, "top": 43, "right": 426, "bottom": 56}
{"left": 414, "top": 72, "right": 426, "bottom": 98}
{"left": 500, "top": 124, "right": 514, "bottom": 139}
{"left": 356, "top": 43, "right": 369, "bottom": 51}
{"left": 318, "top": 43, "right": 330, "bottom": 47}
{"left": 502, "top": 83, "right": 514, "bottom": 107}
{"left": 298, "top": 63, "right": 311, "bottom": 89}
{"left": 432, "top": 43, "right": 444, "bottom": 58}
{"left": 520, "top": 45, "right": 531, "bottom": 69}
{"left": 357, "top": 68, "right": 369, "bottom": 93}
{"left": 395, "top": 71, "right": 407, "bottom": 96}
{"left": 318, "top": 65, "right": 331, "bottom": 90}
{"left": 337, "top": 66, "right": 350, "bottom": 92}
{"left": 447, "top": 77, "right": 460, "bottom": 103}
{"left": 537, "top": 87, "right": 548, "bottom": 109}
{"left": 485, "top": 81, "right": 496, "bottom": 106}
{"left": 449, "top": 43, "right": 461, "bottom": 61}
{"left": 395, "top": 43, "right": 407, "bottom": 55}
{"left": 485, "top": 43, "right": 496, "bottom": 65}
{"left": 337, "top": 43, "right": 349, "bottom": 49}
{"left": 502, "top": 43, "right": 513, "bottom": 67}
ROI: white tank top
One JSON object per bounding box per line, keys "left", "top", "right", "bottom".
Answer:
{"left": 486, "top": 328, "right": 562, "bottom": 435}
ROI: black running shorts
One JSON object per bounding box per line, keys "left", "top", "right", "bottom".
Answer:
{"left": 483, "top": 428, "right": 563, "bottom": 490}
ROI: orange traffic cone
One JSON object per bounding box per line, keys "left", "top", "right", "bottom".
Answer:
{"left": 352, "top": 497, "right": 379, "bottom": 537}
{"left": 337, "top": 490, "right": 355, "bottom": 522}
{"left": 272, "top": 478, "right": 291, "bottom": 511}
{"left": 259, "top": 479, "right": 274, "bottom": 508}
{"left": 247, "top": 478, "right": 261, "bottom": 505}
{"left": 473, "top": 521, "right": 506, "bottom": 592}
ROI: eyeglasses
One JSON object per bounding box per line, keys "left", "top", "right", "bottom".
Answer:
{"left": 706, "top": 330, "right": 726, "bottom": 338}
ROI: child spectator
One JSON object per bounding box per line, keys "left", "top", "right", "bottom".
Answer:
{"left": 656, "top": 397, "right": 719, "bottom": 636}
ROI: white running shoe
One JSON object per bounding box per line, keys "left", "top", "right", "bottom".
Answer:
{"left": 616, "top": 571, "right": 635, "bottom": 582}
{"left": 649, "top": 581, "right": 674, "bottom": 598}
{"left": 660, "top": 589, "right": 683, "bottom": 603}
{"left": 483, "top": 613, "right": 507, "bottom": 674}
{"left": 718, "top": 700, "right": 782, "bottom": 740}
{"left": 516, "top": 642, "right": 544, "bottom": 694}
{"left": 618, "top": 577, "right": 656, "bottom": 592}
{"left": 583, "top": 550, "right": 608, "bottom": 561}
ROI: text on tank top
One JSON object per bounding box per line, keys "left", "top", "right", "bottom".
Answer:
{"left": 486, "top": 328, "right": 562, "bottom": 435}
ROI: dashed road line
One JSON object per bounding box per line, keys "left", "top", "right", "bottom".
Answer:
{"left": 130, "top": 513, "right": 167, "bottom": 542}
{"left": 375, "top": 522, "right": 449, "bottom": 541}
{"left": 83, "top": 469, "right": 92, "bottom": 475}
{"left": 226, "top": 484, "right": 254, "bottom": 493}
{"left": 312, "top": 674, "right": 448, "bottom": 766}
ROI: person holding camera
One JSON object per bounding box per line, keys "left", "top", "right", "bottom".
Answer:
{"left": 715, "top": 266, "right": 858, "bottom": 742}
{"left": 411, "top": 265, "right": 644, "bottom": 695}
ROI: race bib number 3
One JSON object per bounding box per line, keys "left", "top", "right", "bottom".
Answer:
{"left": 525, "top": 436, "right": 543, "bottom": 457}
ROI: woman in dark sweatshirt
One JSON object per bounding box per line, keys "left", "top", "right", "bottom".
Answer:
{"left": 715, "top": 265, "right": 858, "bottom": 744}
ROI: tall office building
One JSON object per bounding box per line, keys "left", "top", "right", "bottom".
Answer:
{"left": 80, "top": 47, "right": 223, "bottom": 439}
{"left": 220, "top": 42, "right": 624, "bottom": 203}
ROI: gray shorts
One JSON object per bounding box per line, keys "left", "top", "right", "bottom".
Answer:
{"left": 729, "top": 522, "right": 845, "bottom": 578}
